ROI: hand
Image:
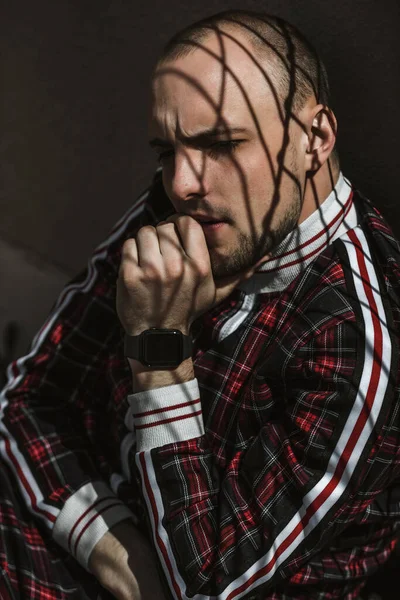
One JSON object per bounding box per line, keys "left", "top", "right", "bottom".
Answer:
{"left": 116, "top": 214, "right": 262, "bottom": 336}
{"left": 89, "top": 519, "right": 167, "bottom": 600}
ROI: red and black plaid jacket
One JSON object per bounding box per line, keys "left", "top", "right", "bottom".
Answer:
{"left": 2, "top": 172, "right": 400, "bottom": 599}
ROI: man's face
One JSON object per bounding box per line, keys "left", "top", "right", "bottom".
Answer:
{"left": 149, "top": 29, "right": 311, "bottom": 279}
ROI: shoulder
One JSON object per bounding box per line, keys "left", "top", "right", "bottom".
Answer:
{"left": 274, "top": 215, "right": 398, "bottom": 355}
{"left": 292, "top": 189, "right": 400, "bottom": 325}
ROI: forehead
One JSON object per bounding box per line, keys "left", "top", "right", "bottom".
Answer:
{"left": 150, "top": 29, "right": 280, "bottom": 137}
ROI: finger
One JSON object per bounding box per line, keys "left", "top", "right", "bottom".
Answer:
{"left": 169, "top": 215, "right": 211, "bottom": 271}
{"left": 135, "top": 225, "right": 162, "bottom": 268}
{"left": 121, "top": 237, "right": 139, "bottom": 262}
{"left": 156, "top": 222, "right": 186, "bottom": 258}
{"left": 160, "top": 213, "right": 185, "bottom": 243}
{"left": 156, "top": 211, "right": 179, "bottom": 227}
{"left": 119, "top": 238, "right": 139, "bottom": 282}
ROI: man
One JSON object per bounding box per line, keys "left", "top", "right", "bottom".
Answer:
{"left": 1, "top": 9, "right": 400, "bottom": 600}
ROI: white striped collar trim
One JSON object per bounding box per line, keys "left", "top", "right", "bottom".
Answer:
{"left": 238, "top": 173, "right": 358, "bottom": 295}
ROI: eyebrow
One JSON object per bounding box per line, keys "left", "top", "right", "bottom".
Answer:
{"left": 149, "top": 126, "right": 249, "bottom": 148}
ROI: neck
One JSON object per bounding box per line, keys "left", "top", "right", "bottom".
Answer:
{"left": 298, "top": 158, "right": 340, "bottom": 225}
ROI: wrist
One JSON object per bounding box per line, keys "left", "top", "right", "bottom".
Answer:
{"left": 129, "top": 356, "right": 195, "bottom": 392}
{"left": 89, "top": 519, "right": 166, "bottom": 600}
{"left": 88, "top": 518, "right": 131, "bottom": 574}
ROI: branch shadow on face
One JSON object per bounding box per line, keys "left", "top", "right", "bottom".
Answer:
{"left": 149, "top": 22, "right": 323, "bottom": 325}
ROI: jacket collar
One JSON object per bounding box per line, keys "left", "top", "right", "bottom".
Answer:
{"left": 238, "top": 173, "right": 358, "bottom": 295}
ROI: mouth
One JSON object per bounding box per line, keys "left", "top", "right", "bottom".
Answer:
{"left": 185, "top": 213, "right": 229, "bottom": 235}
{"left": 198, "top": 221, "right": 227, "bottom": 236}
{"left": 190, "top": 215, "right": 227, "bottom": 224}
{"left": 198, "top": 220, "right": 224, "bottom": 226}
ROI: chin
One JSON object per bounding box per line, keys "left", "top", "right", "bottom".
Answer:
{"left": 210, "top": 257, "right": 252, "bottom": 280}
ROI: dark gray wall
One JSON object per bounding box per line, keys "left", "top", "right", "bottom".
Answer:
{"left": 2, "top": 0, "right": 399, "bottom": 274}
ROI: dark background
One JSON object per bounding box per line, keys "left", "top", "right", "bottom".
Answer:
{"left": 1, "top": 0, "right": 399, "bottom": 276}
{"left": 1, "top": 3, "right": 400, "bottom": 595}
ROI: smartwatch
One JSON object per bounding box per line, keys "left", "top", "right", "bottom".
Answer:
{"left": 124, "top": 328, "right": 193, "bottom": 368}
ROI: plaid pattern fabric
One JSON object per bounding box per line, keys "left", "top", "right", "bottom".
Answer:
{"left": 1, "top": 172, "right": 400, "bottom": 599}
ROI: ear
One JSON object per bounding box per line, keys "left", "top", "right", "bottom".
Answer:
{"left": 304, "top": 104, "right": 337, "bottom": 172}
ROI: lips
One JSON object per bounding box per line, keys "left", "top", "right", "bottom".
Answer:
{"left": 190, "top": 215, "right": 224, "bottom": 224}
{"left": 198, "top": 221, "right": 227, "bottom": 236}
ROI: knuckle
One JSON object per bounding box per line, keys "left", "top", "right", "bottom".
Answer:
{"left": 136, "top": 225, "right": 155, "bottom": 237}
{"left": 180, "top": 215, "right": 196, "bottom": 227}
{"left": 121, "top": 238, "right": 136, "bottom": 255}
{"left": 157, "top": 222, "right": 177, "bottom": 237}
{"left": 143, "top": 265, "right": 162, "bottom": 281}
{"left": 158, "top": 221, "right": 175, "bottom": 229}
{"left": 194, "top": 260, "right": 209, "bottom": 278}
{"left": 118, "top": 263, "right": 135, "bottom": 285}
{"left": 166, "top": 261, "right": 184, "bottom": 279}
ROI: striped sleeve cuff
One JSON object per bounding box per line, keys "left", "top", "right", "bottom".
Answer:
{"left": 126, "top": 378, "right": 204, "bottom": 452}
{"left": 52, "top": 480, "right": 136, "bottom": 570}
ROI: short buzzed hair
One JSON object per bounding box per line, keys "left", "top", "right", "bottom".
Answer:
{"left": 159, "top": 9, "right": 332, "bottom": 115}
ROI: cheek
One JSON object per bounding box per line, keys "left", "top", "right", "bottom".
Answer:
{"left": 240, "top": 157, "right": 288, "bottom": 233}
{"left": 239, "top": 154, "right": 273, "bottom": 208}
{"left": 221, "top": 148, "right": 273, "bottom": 197}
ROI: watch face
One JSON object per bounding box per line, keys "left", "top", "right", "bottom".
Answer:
{"left": 142, "top": 330, "right": 183, "bottom": 367}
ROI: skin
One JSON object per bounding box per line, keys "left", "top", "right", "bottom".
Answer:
{"left": 150, "top": 48, "right": 304, "bottom": 281}
{"left": 117, "top": 26, "right": 338, "bottom": 339}
{"left": 95, "top": 26, "right": 339, "bottom": 600}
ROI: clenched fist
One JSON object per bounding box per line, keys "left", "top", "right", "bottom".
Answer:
{"left": 116, "top": 214, "right": 260, "bottom": 337}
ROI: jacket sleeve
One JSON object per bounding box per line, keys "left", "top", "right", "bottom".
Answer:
{"left": 0, "top": 172, "right": 175, "bottom": 570}
{"left": 128, "top": 234, "right": 400, "bottom": 598}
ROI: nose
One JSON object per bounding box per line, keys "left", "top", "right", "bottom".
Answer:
{"left": 168, "top": 148, "right": 207, "bottom": 202}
